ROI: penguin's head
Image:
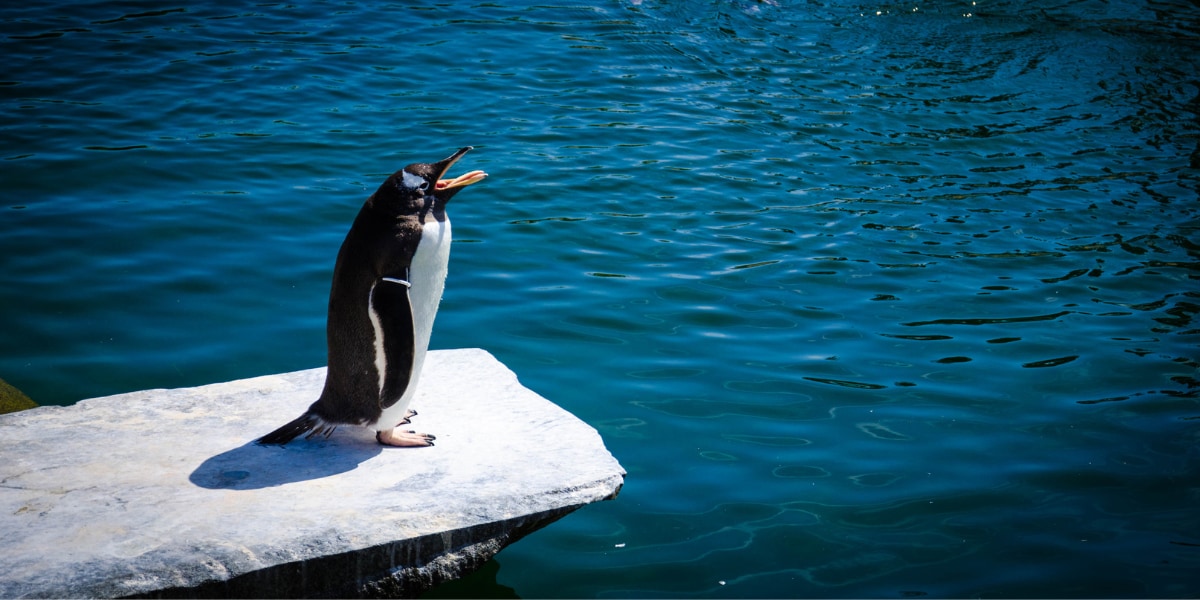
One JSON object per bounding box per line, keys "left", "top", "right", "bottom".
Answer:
{"left": 377, "top": 147, "right": 487, "bottom": 223}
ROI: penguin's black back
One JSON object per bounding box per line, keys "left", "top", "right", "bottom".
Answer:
{"left": 313, "top": 199, "right": 423, "bottom": 424}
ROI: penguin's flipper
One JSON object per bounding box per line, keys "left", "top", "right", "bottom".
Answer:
{"left": 371, "top": 276, "right": 417, "bottom": 410}
{"left": 256, "top": 411, "right": 337, "bottom": 446}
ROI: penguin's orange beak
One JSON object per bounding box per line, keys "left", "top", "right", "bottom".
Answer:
{"left": 432, "top": 146, "right": 488, "bottom": 192}
{"left": 435, "top": 169, "right": 488, "bottom": 191}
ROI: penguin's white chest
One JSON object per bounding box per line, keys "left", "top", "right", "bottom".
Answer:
{"left": 409, "top": 218, "right": 452, "bottom": 342}
{"left": 374, "top": 218, "right": 450, "bottom": 429}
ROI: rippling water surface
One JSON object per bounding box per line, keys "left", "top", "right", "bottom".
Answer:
{"left": 3, "top": 1, "right": 1198, "bottom": 597}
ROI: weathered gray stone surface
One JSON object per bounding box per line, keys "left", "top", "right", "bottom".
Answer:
{"left": 0, "top": 348, "right": 624, "bottom": 598}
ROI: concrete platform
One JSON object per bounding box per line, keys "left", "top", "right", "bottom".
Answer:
{"left": 0, "top": 349, "right": 624, "bottom": 598}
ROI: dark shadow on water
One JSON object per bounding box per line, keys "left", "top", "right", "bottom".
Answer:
{"left": 189, "top": 429, "right": 383, "bottom": 490}
{"left": 420, "top": 559, "right": 520, "bottom": 599}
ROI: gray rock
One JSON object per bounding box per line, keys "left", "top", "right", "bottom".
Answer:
{"left": 0, "top": 349, "right": 624, "bottom": 598}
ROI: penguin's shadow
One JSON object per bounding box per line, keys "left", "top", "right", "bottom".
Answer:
{"left": 189, "top": 429, "right": 382, "bottom": 490}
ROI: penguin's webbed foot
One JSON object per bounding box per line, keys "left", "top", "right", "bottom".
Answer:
{"left": 376, "top": 428, "right": 436, "bottom": 448}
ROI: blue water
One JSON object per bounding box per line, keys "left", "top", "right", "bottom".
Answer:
{"left": 3, "top": 1, "right": 1198, "bottom": 597}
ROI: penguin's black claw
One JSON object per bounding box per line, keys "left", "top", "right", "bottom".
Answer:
{"left": 397, "top": 408, "right": 418, "bottom": 426}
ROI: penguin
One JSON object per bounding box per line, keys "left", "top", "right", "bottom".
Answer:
{"left": 258, "top": 147, "right": 487, "bottom": 447}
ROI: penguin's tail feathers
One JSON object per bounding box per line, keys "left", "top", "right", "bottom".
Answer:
{"left": 256, "top": 411, "right": 338, "bottom": 446}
